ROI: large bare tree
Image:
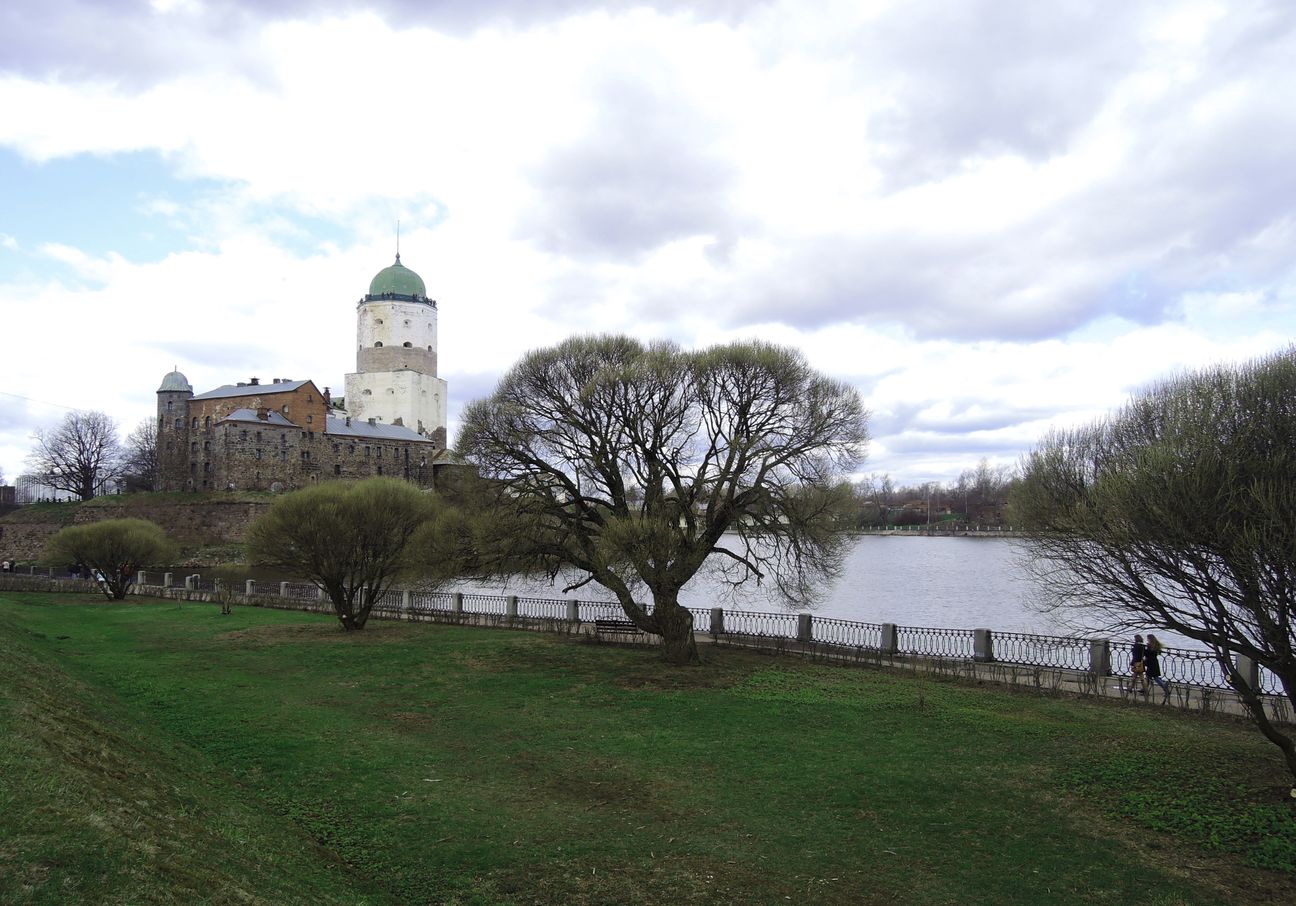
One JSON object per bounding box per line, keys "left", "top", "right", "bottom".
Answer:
{"left": 1012, "top": 347, "right": 1296, "bottom": 783}
{"left": 456, "top": 336, "right": 869, "bottom": 664}
{"left": 27, "top": 410, "right": 122, "bottom": 501}
{"left": 121, "top": 418, "right": 160, "bottom": 493}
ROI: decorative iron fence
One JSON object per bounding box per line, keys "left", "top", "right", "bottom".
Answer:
{"left": 2, "top": 570, "right": 1284, "bottom": 698}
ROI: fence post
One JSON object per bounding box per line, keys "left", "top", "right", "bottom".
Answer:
{"left": 796, "top": 613, "right": 813, "bottom": 644}
{"left": 880, "top": 623, "right": 898, "bottom": 655}
{"left": 401, "top": 590, "right": 411, "bottom": 619}
{"left": 973, "top": 628, "right": 994, "bottom": 662}
{"left": 452, "top": 592, "right": 464, "bottom": 615}
{"left": 48, "top": 567, "right": 56, "bottom": 578}
{"left": 279, "top": 581, "right": 290, "bottom": 597}
{"left": 710, "top": 607, "right": 725, "bottom": 636}
{"left": 1235, "top": 654, "right": 1261, "bottom": 691}
{"left": 184, "top": 575, "right": 197, "bottom": 591}
{"left": 245, "top": 579, "right": 256, "bottom": 596}
{"left": 1089, "top": 640, "right": 1111, "bottom": 676}
{"left": 506, "top": 595, "right": 518, "bottom": 618}
{"left": 163, "top": 572, "right": 173, "bottom": 588}
{"left": 137, "top": 570, "right": 147, "bottom": 585}
{"left": 566, "top": 600, "right": 579, "bottom": 623}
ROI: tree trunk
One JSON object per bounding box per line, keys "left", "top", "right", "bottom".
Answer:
{"left": 650, "top": 592, "right": 699, "bottom": 665}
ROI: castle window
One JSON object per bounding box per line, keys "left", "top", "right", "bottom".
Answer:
{"left": 376, "top": 447, "right": 382, "bottom": 459}
{"left": 404, "top": 320, "right": 410, "bottom": 326}
{"left": 333, "top": 444, "right": 340, "bottom": 454}
{"left": 256, "top": 431, "right": 262, "bottom": 442}
{"left": 190, "top": 462, "right": 197, "bottom": 474}
{"left": 175, "top": 418, "right": 183, "bottom": 430}
{"left": 375, "top": 318, "right": 383, "bottom": 325}
{"left": 374, "top": 342, "right": 384, "bottom": 348}
{"left": 364, "top": 446, "right": 370, "bottom": 457}
{"left": 402, "top": 341, "right": 412, "bottom": 348}
{"left": 203, "top": 441, "right": 211, "bottom": 451}
{"left": 204, "top": 416, "right": 211, "bottom": 430}
{"left": 203, "top": 462, "right": 210, "bottom": 473}
{"left": 306, "top": 415, "right": 313, "bottom": 424}
{"left": 281, "top": 434, "right": 287, "bottom": 444}
{"left": 255, "top": 450, "right": 262, "bottom": 460}
{"left": 192, "top": 417, "right": 198, "bottom": 430}
{"left": 377, "top": 465, "right": 383, "bottom": 475}
{"left": 348, "top": 444, "right": 355, "bottom": 454}
{"left": 308, "top": 431, "right": 314, "bottom": 441}
{"left": 301, "top": 451, "right": 310, "bottom": 462}
{"left": 191, "top": 442, "right": 198, "bottom": 453}
{"left": 282, "top": 405, "right": 289, "bottom": 416}
{"left": 240, "top": 430, "right": 247, "bottom": 441}
{"left": 427, "top": 346, "right": 432, "bottom": 352}
{"left": 166, "top": 401, "right": 173, "bottom": 412}
{"left": 362, "top": 389, "right": 372, "bottom": 396}
{"left": 334, "top": 464, "right": 341, "bottom": 476}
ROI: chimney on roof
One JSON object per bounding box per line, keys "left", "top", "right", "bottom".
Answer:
{"left": 345, "top": 416, "right": 351, "bottom": 427}
{"left": 393, "top": 417, "right": 404, "bottom": 426}
{"left": 272, "top": 378, "right": 280, "bottom": 384}
{"left": 250, "top": 377, "right": 259, "bottom": 386}
{"left": 323, "top": 386, "right": 332, "bottom": 406}
{"left": 368, "top": 418, "right": 376, "bottom": 426}
{"left": 256, "top": 407, "right": 269, "bottom": 421}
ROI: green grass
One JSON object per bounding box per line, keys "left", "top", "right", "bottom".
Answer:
{"left": 2, "top": 592, "right": 1294, "bottom": 905}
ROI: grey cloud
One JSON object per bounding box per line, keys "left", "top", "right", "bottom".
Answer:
{"left": 518, "top": 64, "right": 737, "bottom": 261}
{"left": 0, "top": 1, "right": 766, "bottom": 82}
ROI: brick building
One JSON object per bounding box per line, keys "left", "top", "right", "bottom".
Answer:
{"left": 155, "top": 254, "right": 453, "bottom": 492}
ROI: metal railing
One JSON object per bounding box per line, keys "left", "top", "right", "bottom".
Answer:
{"left": 2, "top": 571, "right": 1284, "bottom": 697}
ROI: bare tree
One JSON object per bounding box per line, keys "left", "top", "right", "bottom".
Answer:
{"left": 121, "top": 418, "right": 159, "bottom": 492}
{"left": 1012, "top": 347, "right": 1296, "bottom": 783}
{"left": 456, "top": 336, "right": 869, "bottom": 664}
{"left": 27, "top": 411, "right": 121, "bottom": 501}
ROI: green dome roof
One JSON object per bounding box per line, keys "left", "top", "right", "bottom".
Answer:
{"left": 368, "top": 255, "right": 426, "bottom": 297}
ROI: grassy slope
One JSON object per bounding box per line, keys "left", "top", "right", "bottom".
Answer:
{"left": 0, "top": 601, "right": 384, "bottom": 905}
{"left": 2, "top": 592, "right": 1294, "bottom": 905}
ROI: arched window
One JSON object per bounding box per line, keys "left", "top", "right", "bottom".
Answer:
{"left": 166, "top": 401, "right": 173, "bottom": 412}
{"left": 427, "top": 345, "right": 433, "bottom": 351}
{"left": 375, "top": 318, "right": 384, "bottom": 325}
{"left": 204, "top": 416, "right": 211, "bottom": 430}
{"left": 175, "top": 418, "right": 183, "bottom": 430}
{"left": 306, "top": 415, "right": 313, "bottom": 424}
{"left": 402, "top": 341, "right": 412, "bottom": 348}
{"left": 191, "top": 417, "right": 198, "bottom": 430}
{"left": 374, "top": 341, "right": 384, "bottom": 348}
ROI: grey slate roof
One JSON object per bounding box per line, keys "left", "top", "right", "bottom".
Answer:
{"left": 192, "top": 380, "right": 311, "bottom": 400}
{"left": 217, "top": 409, "right": 297, "bottom": 427}
{"left": 324, "top": 413, "right": 431, "bottom": 442}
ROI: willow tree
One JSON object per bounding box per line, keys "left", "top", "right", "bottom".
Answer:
{"left": 455, "top": 335, "right": 868, "bottom": 664}
{"left": 1012, "top": 347, "right": 1296, "bottom": 782}
{"left": 44, "top": 519, "right": 175, "bottom": 600}
{"left": 247, "top": 478, "right": 460, "bottom": 630}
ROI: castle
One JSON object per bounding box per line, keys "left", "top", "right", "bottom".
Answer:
{"left": 155, "top": 254, "right": 452, "bottom": 492}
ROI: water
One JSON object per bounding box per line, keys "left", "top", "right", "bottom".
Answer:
{"left": 183, "top": 536, "right": 1193, "bottom": 646}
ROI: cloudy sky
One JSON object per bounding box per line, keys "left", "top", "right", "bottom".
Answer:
{"left": 1, "top": 0, "right": 1293, "bottom": 488}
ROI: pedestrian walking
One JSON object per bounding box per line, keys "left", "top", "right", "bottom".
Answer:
{"left": 1127, "top": 634, "right": 1147, "bottom": 694}
{"left": 1144, "top": 634, "right": 1171, "bottom": 702}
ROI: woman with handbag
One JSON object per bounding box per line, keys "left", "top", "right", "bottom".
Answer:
{"left": 1127, "top": 634, "right": 1147, "bottom": 695}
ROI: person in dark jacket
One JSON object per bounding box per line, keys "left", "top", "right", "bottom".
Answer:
{"left": 1144, "top": 634, "right": 1171, "bottom": 702}
{"left": 1128, "top": 634, "right": 1147, "bottom": 695}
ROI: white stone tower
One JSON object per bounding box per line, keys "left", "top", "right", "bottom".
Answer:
{"left": 344, "top": 254, "right": 449, "bottom": 447}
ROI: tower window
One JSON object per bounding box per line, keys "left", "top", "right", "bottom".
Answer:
{"left": 427, "top": 346, "right": 432, "bottom": 351}
{"left": 166, "top": 401, "right": 173, "bottom": 412}
{"left": 306, "top": 415, "right": 313, "bottom": 424}
{"left": 374, "top": 342, "right": 384, "bottom": 348}
{"left": 362, "top": 389, "right": 372, "bottom": 396}
{"left": 204, "top": 416, "right": 211, "bottom": 430}
{"left": 175, "top": 418, "right": 183, "bottom": 430}
{"left": 402, "top": 341, "right": 412, "bottom": 348}
{"left": 334, "top": 464, "right": 341, "bottom": 475}
{"left": 404, "top": 320, "right": 410, "bottom": 326}
{"left": 256, "top": 450, "right": 262, "bottom": 460}
{"left": 375, "top": 318, "right": 383, "bottom": 325}
{"left": 192, "top": 417, "right": 198, "bottom": 430}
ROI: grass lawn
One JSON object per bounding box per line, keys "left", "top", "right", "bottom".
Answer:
{"left": 2, "top": 592, "right": 1294, "bottom": 905}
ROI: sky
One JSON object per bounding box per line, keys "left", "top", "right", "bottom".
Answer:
{"left": 1, "top": 0, "right": 1293, "bottom": 488}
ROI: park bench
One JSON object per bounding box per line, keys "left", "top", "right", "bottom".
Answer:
{"left": 594, "top": 618, "right": 641, "bottom": 637}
